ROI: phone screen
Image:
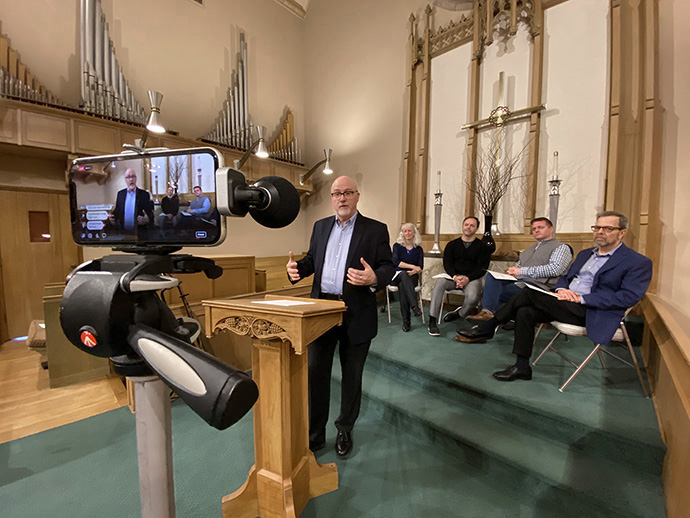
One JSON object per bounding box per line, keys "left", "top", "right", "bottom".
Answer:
{"left": 69, "top": 147, "right": 224, "bottom": 247}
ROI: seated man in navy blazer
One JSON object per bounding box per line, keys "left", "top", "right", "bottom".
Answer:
{"left": 457, "top": 211, "right": 653, "bottom": 382}
{"left": 286, "top": 175, "right": 394, "bottom": 458}
{"left": 109, "top": 168, "right": 155, "bottom": 237}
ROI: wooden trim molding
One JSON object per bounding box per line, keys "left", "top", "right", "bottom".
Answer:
{"left": 272, "top": 0, "right": 307, "bottom": 19}
{"left": 640, "top": 293, "right": 690, "bottom": 518}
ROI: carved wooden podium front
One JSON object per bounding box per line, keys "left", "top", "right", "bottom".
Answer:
{"left": 204, "top": 294, "right": 346, "bottom": 518}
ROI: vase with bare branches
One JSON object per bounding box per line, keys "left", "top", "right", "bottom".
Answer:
{"left": 168, "top": 156, "right": 186, "bottom": 194}
{"left": 466, "top": 129, "right": 529, "bottom": 253}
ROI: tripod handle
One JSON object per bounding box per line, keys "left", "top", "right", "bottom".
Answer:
{"left": 128, "top": 324, "right": 258, "bottom": 430}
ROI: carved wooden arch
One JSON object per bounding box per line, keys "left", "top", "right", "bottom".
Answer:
{"left": 402, "top": 0, "right": 545, "bottom": 242}
{"left": 401, "top": 0, "right": 662, "bottom": 279}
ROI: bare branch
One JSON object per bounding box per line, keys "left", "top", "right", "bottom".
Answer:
{"left": 465, "top": 128, "right": 531, "bottom": 216}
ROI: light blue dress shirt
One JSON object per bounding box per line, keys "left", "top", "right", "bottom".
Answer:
{"left": 124, "top": 189, "right": 136, "bottom": 230}
{"left": 566, "top": 243, "right": 623, "bottom": 304}
{"left": 320, "top": 212, "right": 358, "bottom": 295}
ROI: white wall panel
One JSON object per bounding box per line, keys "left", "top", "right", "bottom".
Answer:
{"left": 480, "top": 23, "right": 533, "bottom": 233}
{"left": 427, "top": 44, "right": 472, "bottom": 234}
{"left": 540, "top": 0, "right": 609, "bottom": 232}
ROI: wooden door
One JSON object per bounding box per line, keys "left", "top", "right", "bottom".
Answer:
{"left": 0, "top": 190, "right": 80, "bottom": 340}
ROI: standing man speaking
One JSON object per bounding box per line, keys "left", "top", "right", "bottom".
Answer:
{"left": 286, "top": 176, "right": 394, "bottom": 459}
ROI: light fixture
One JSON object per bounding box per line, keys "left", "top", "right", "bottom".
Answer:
{"left": 146, "top": 90, "right": 166, "bottom": 134}
{"left": 125, "top": 90, "right": 166, "bottom": 152}
{"left": 234, "top": 126, "right": 269, "bottom": 170}
{"left": 299, "top": 148, "right": 333, "bottom": 186}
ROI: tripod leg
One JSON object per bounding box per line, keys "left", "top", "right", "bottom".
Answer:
{"left": 132, "top": 375, "right": 176, "bottom": 518}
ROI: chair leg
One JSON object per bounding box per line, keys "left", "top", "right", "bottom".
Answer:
{"left": 386, "top": 288, "right": 392, "bottom": 324}
{"left": 533, "top": 324, "right": 544, "bottom": 344}
{"left": 533, "top": 331, "right": 561, "bottom": 366}
{"left": 620, "top": 323, "right": 651, "bottom": 398}
{"left": 559, "top": 344, "right": 602, "bottom": 392}
{"left": 417, "top": 291, "right": 425, "bottom": 323}
{"left": 439, "top": 292, "right": 446, "bottom": 323}
{"left": 597, "top": 349, "right": 607, "bottom": 370}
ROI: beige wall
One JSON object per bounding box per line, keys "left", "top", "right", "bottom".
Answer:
{"left": 657, "top": 0, "right": 690, "bottom": 316}
{"left": 302, "top": 0, "right": 432, "bottom": 237}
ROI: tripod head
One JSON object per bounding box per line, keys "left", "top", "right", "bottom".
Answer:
{"left": 60, "top": 253, "right": 258, "bottom": 430}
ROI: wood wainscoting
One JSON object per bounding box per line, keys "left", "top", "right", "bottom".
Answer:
{"left": 640, "top": 294, "right": 690, "bottom": 518}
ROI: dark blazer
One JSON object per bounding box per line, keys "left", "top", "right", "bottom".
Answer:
{"left": 294, "top": 213, "right": 395, "bottom": 344}
{"left": 112, "top": 187, "right": 155, "bottom": 234}
{"left": 554, "top": 243, "right": 652, "bottom": 344}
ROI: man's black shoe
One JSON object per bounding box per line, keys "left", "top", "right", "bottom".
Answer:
{"left": 412, "top": 306, "right": 422, "bottom": 317}
{"left": 402, "top": 321, "right": 411, "bottom": 332}
{"left": 428, "top": 319, "right": 440, "bottom": 336}
{"left": 457, "top": 324, "right": 495, "bottom": 340}
{"left": 493, "top": 365, "right": 533, "bottom": 382}
{"left": 309, "top": 439, "right": 326, "bottom": 452}
{"left": 335, "top": 430, "right": 353, "bottom": 458}
{"left": 442, "top": 308, "right": 461, "bottom": 322}
{"left": 502, "top": 320, "right": 515, "bottom": 331}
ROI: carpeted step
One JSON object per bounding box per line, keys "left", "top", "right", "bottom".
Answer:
{"left": 366, "top": 314, "right": 665, "bottom": 477}
{"left": 334, "top": 364, "right": 666, "bottom": 518}
{"left": 364, "top": 345, "right": 665, "bottom": 476}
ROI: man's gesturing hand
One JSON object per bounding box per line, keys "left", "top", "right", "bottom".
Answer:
{"left": 287, "top": 251, "right": 301, "bottom": 281}
{"left": 347, "top": 258, "right": 377, "bottom": 286}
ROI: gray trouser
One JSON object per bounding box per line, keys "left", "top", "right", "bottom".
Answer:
{"left": 429, "top": 277, "right": 483, "bottom": 320}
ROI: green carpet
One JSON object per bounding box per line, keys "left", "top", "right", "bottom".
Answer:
{"left": 0, "top": 307, "right": 667, "bottom": 517}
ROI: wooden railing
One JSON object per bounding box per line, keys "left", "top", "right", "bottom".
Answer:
{"left": 640, "top": 294, "right": 690, "bottom": 518}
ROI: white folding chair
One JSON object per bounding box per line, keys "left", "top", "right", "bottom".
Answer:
{"left": 532, "top": 309, "right": 650, "bottom": 396}
{"left": 439, "top": 289, "right": 464, "bottom": 322}
{"left": 386, "top": 275, "right": 425, "bottom": 324}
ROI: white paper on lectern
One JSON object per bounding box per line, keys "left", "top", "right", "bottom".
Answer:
{"left": 487, "top": 270, "right": 517, "bottom": 281}
{"left": 251, "top": 300, "right": 316, "bottom": 306}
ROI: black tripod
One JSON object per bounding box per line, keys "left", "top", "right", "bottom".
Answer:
{"left": 60, "top": 253, "right": 258, "bottom": 518}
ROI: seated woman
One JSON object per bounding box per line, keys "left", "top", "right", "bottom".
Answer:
{"left": 391, "top": 222, "right": 424, "bottom": 332}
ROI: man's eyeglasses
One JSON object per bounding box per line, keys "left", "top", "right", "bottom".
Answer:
{"left": 330, "top": 190, "right": 358, "bottom": 199}
{"left": 591, "top": 225, "right": 622, "bottom": 233}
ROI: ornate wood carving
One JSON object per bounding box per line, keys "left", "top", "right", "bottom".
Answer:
{"left": 430, "top": 13, "right": 474, "bottom": 57}
{"left": 215, "top": 315, "right": 289, "bottom": 341}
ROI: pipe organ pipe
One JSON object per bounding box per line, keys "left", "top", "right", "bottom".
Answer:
{"left": 241, "top": 35, "right": 249, "bottom": 149}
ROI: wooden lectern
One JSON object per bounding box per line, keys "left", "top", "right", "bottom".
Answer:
{"left": 204, "top": 294, "right": 346, "bottom": 518}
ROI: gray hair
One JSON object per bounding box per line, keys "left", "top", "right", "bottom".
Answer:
{"left": 396, "top": 222, "right": 422, "bottom": 247}
{"left": 596, "top": 210, "right": 628, "bottom": 229}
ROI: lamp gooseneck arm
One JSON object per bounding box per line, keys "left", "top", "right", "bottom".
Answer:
{"left": 234, "top": 139, "right": 261, "bottom": 170}
{"left": 299, "top": 158, "right": 327, "bottom": 185}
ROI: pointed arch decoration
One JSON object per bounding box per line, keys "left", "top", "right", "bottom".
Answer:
{"left": 401, "top": 1, "right": 662, "bottom": 268}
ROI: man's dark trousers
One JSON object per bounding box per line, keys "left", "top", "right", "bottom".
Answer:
{"left": 308, "top": 325, "right": 371, "bottom": 444}
{"left": 495, "top": 288, "right": 587, "bottom": 357}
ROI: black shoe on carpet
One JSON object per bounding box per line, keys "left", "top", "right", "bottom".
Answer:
{"left": 402, "top": 321, "right": 411, "bottom": 332}
{"left": 428, "top": 320, "right": 440, "bottom": 336}
{"left": 412, "top": 306, "right": 422, "bottom": 317}
{"left": 335, "top": 430, "right": 353, "bottom": 458}
{"left": 457, "top": 324, "right": 495, "bottom": 340}
{"left": 310, "top": 439, "right": 326, "bottom": 452}
{"left": 492, "top": 365, "right": 533, "bottom": 382}
{"left": 442, "top": 308, "right": 462, "bottom": 322}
